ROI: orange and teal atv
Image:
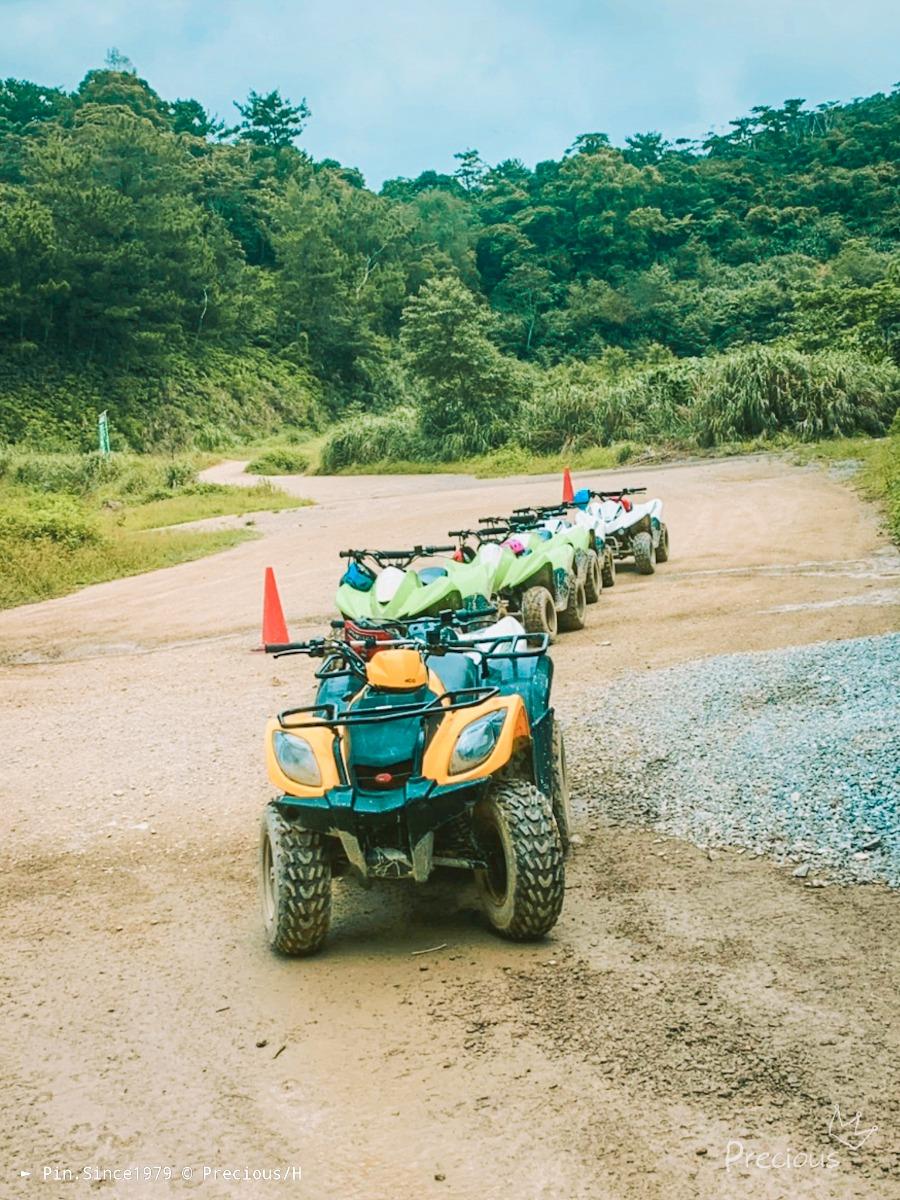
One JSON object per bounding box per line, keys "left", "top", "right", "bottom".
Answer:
{"left": 259, "top": 621, "right": 570, "bottom": 954}
{"left": 336, "top": 545, "right": 495, "bottom": 623}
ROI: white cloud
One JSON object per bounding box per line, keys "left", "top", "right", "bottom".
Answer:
{"left": 3, "top": 0, "right": 898, "bottom": 184}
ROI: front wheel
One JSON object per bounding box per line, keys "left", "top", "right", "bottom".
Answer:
{"left": 601, "top": 547, "right": 616, "bottom": 589}
{"left": 549, "top": 720, "right": 573, "bottom": 855}
{"left": 655, "top": 522, "right": 670, "bottom": 563}
{"left": 474, "top": 780, "right": 565, "bottom": 940}
{"left": 260, "top": 806, "right": 331, "bottom": 956}
{"left": 558, "top": 576, "right": 586, "bottom": 632}
{"left": 583, "top": 549, "right": 602, "bottom": 603}
{"left": 521, "top": 586, "right": 558, "bottom": 642}
{"left": 633, "top": 531, "right": 656, "bottom": 575}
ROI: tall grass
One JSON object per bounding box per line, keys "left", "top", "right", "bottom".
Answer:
{"left": 319, "top": 345, "right": 899, "bottom": 470}
{"left": 319, "top": 407, "right": 423, "bottom": 472}
{"left": 692, "top": 346, "right": 897, "bottom": 445}
{"left": 245, "top": 448, "right": 310, "bottom": 475}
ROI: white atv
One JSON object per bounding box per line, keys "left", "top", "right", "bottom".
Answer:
{"left": 577, "top": 486, "right": 669, "bottom": 576}
{"left": 565, "top": 494, "right": 618, "bottom": 589}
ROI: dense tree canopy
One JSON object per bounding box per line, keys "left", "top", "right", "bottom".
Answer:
{"left": 0, "top": 61, "right": 897, "bottom": 446}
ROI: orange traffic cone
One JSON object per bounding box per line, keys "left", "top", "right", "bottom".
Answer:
{"left": 562, "top": 467, "right": 574, "bottom": 505}
{"left": 261, "top": 566, "right": 289, "bottom": 648}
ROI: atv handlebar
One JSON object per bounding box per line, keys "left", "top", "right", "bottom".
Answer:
{"left": 266, "top": 625, "right": 549, "bottom": 672}
{"left": 511, "top": 504, "right": 569, "bottom": 518}
{"left": 346, "top": 606, "right": 498, "bottom": 632}
{"left": 588, "top": 486, "right": 647, "bottom": 499}
{"left": 339, "top": 544, "right": 457, "bottom": 564}
{"left": 450, "top": 525, "right": 510, "bottom": 542}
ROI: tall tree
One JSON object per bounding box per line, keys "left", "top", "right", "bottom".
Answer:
{"left": 233, "top": 90, "right": 309, "bottom": 148}
{"left": 401, "top": 275, "right": 525, "bottom": 454}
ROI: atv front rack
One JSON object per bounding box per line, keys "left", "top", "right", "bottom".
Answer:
{"left": 277, "top": 685, "right": 499, "bottom": 731}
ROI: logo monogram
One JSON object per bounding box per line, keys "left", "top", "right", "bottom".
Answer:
{"left": 828, "top": 1106, "right": 877, "bottom": 1151}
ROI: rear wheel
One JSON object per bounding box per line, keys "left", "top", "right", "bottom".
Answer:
{"left": 558, "top": 577, "right": 586, "bottom": 632}
{"left": 260, "top": 806, "right": 331, "bottom": 956}
{"left": 583, "top": 549, "right": 602, "bottom": 603}
{"left": 549, "top": 720, "right": 573, "bottom": 854}
{"left": 633, "top": 531, "right": 655, "bottom": 575}
{"left": 474, "top": 780, "right": 565, "bottom": 940}
{"left": 655, "top": 522, "right": 670, "bottom": 563}
{"left": 521, "top": 586, "right": 558, "bottom": 642}
{"left": 601, "top": 547, "right": 616, "bottom": 589}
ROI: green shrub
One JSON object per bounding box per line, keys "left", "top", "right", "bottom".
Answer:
{"left": 0, "top": 495, "right": 101, "bottom": 548}
{"left": 245, "top": 448, "right": 310, "bottom": 475}
{"left": 319, "top": 408, "right": 424, "bottom": 472}
{"left": 0, "top": 450, "right": 125, "bottom": 494}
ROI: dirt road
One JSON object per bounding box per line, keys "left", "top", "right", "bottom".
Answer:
{"left": 1, "top": 455, "right": 898, "bottom": 1199}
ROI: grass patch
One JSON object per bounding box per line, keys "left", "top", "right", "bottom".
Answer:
{"left": 0, "top": 448, "right": 311, "bottom": 608}
{"left": 0, "top": 524, "right": 254, "bottom": 609}
{"left": 110, "top": 483, "right": 309, "bottom": 531}
{"left": 790, "top": 428, "right": 900, "bottom": 545}
{"left": 320, "top": 438, "right": 772, "bottom": 479}
{"left": 245, "top": 447, "right": 310, "bottom": 475}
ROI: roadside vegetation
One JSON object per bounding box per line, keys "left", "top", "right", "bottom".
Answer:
{"left": 0, "top": 450, "right": 309, "bottom": 608}
{"left": 0, "top": 65, "right": 897, "bottom": 599}
{"left": 318, "top": 335, "right": 898, "bottom": 470}
{"left": 791, "top": 416, "right": 900, "bottom": 544}
{"left": 1, "top": 67, "right": 897, "bottom": 458}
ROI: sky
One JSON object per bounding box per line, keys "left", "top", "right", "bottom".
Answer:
{"left": 3, "top": 0, "right": 899, "bottom": 187}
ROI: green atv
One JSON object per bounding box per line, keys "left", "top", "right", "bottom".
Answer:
{"left": 260, "top": 619, "right": 570, "bottom": 954}
{"left": 336, "top": 545, "right": 494, "bottom": 623}
{"left": 508, "top": 505, "right": 603, "bottom": 604}
{"left": 451, "top": 509, "right": 596, "bottom": 641}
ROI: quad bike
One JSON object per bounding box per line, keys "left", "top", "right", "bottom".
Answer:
{"left": 450, "top": 517, "right": 587, "bottom": 641}
{"left": 513, "top": 504, "right": 608, "bottom": 600}
{"left": 336, "top": 545, "right": 495, "bottom": 622}
{"left": 259, "top": 619, "right": 571, "bottom": 954}
{"left": 576, "top": 486, "right": 669, "bottom": 576}
{"left": 567, "top": 492, "right": 618, "bottom": 589}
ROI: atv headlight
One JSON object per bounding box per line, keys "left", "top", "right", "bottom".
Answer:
{"left": 273, "top": 731, "right": 322, "bottom": 788}
{"left": 449, "top": 711, "right": 506, "bottom": 775}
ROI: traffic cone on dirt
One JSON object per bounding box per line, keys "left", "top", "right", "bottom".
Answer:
{"left": 562, "top": 467, "right": 574, "bottom": 505}
{"left": 261, "top": 566, "right": 289, "bottom": 649}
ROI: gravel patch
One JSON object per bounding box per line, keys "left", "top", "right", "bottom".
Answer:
{"left": 564, "top": 633, "right": 900, "bottom": 887}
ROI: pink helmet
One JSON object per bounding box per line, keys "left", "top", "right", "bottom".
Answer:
{"left": 502, "top": 537, "right": 526, "bottom": 556}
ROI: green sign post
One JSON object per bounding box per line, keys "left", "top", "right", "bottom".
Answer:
{"left": 98, "top": 410, "right": 110, "bottom": 456}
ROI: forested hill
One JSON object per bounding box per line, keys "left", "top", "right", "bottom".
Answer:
{"left": 0, "top": 65, "right": 898, "bottom": 452}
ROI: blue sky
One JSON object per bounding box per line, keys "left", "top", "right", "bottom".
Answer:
{"left": 4, "top": 0, "right": 898, "bottom": 186}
